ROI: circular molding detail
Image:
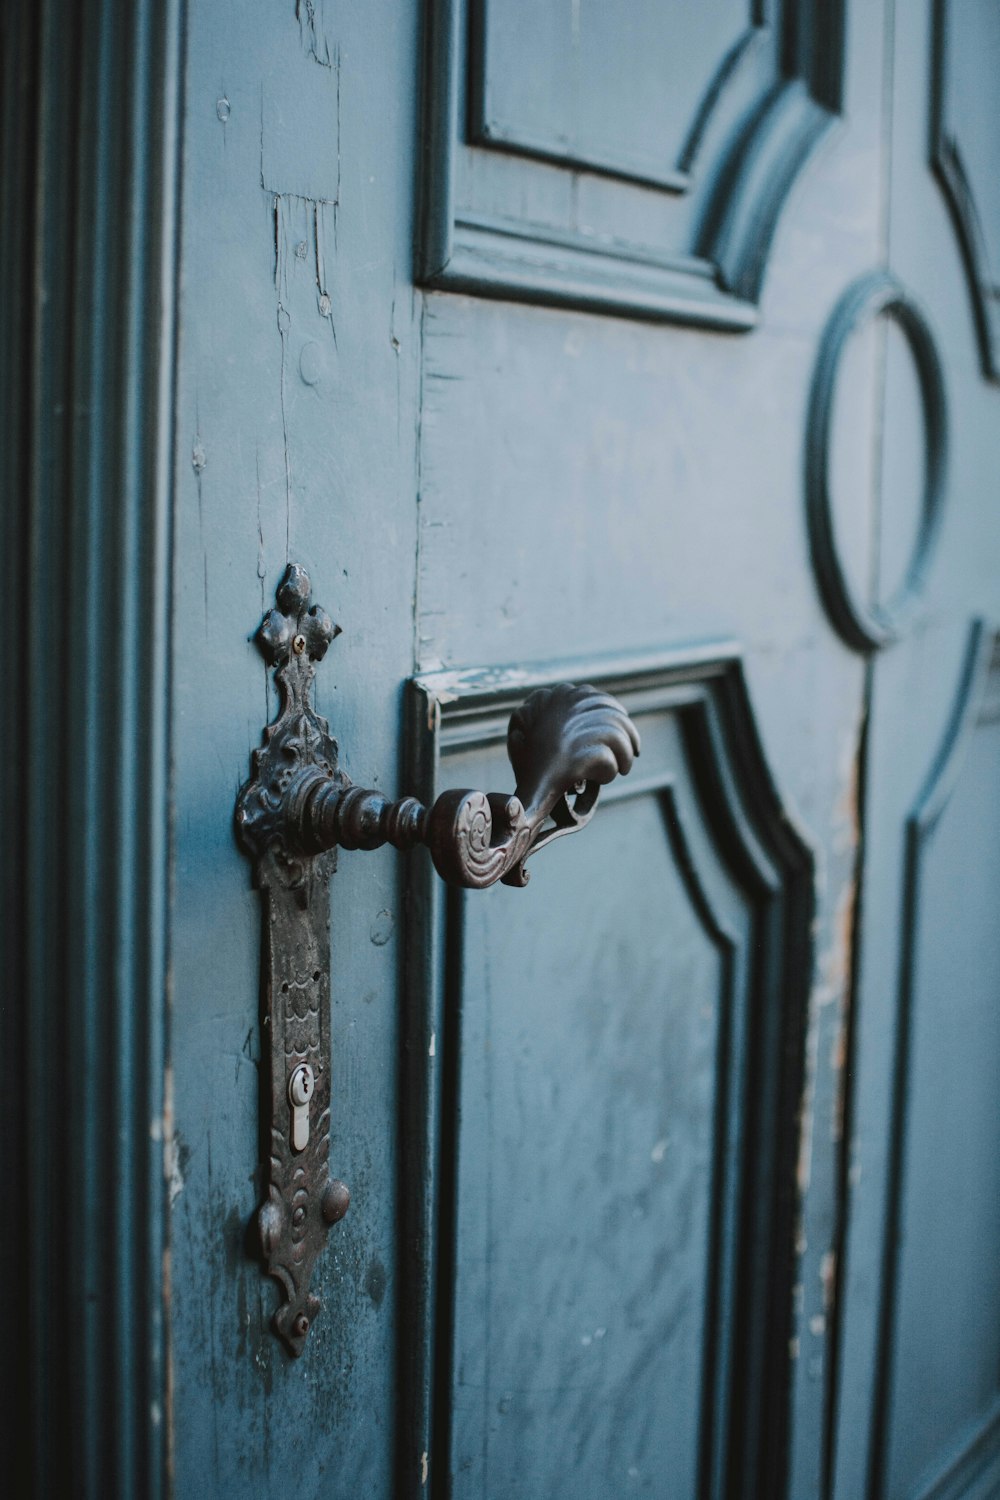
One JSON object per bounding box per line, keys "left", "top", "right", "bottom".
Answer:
{"left": 805, "top": 270, "right": 948, "bottom": 653}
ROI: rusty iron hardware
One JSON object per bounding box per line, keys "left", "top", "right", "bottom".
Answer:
{"left": 236, "top": 564, "right": 640, "bottom": 1353}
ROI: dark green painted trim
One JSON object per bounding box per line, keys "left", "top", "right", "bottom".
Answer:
{"left": 0, "top": 0, "right": 182, "bottom": 1492}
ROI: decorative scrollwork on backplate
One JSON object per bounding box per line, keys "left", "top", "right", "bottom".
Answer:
{"left": 236, "top": 566, "right": 351, "bottom": 1356}
{"left": 236, "top": 564, "right": 640, "bottom": 1351}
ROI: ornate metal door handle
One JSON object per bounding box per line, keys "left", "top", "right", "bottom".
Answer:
{"left": 235, "top": 565, "right": 640, "bottom": 1352}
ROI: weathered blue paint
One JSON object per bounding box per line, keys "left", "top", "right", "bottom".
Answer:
{"left": 167, "top": 3, "right": 422, "bottom": 1496}
{"left": 7, "top": 2, "right": 1000, "bottom": 1497}
{"left": 826, "top": 3, "right": 1000, "bottom": 1495}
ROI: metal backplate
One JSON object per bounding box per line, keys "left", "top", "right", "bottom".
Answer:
{"left": 236, "top": 567, "right": 349, "bottom": 1355}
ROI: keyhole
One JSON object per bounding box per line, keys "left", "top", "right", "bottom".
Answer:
{"left": 288, "top": 1062, "right": 315, "bottom": 1151}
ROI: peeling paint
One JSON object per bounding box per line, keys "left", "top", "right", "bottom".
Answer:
{"left": 820, "top": 1248, "right": 837, "bottom": 1314}
{"left": 796, "top": 998, "right": 822, "bottom": 1196}
{"left": 164, "top": 1068, "right": 186, "bottom": 1210}
{"left": 166, "top": 1139, "right": 185, "bottom": 1207}
{"left": 420, "top": 1451, "right": 429, "bottom": 1486}
{"left": 296, "top": 0, "right": 333, "bottom": 68}
{"left": 416, "top": 664, "right": 535, "bottom": 699}
{"left": 796, "top": 691, "right": 867, "bottom": 1202}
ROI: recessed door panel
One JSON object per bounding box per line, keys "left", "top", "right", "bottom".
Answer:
{"left": 449, "top": 786, "right": 740, "bottom": 1495}
{"left": 405, "top": 658, "right": 814, "bottom": 1499}
{"left": 473, "top": 0, "right": 754, "bottom": 188}
{"left": 880, "top": 631, "right": 1000, "bottom": 1499}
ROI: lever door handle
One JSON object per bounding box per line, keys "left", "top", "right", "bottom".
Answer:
{"left": 235, "top": 565, "right": 639, "bottom": 1352}
{"left": 292, "top": 677, "right": 639, "bottom": 888}
{"left": 237, "top": 565, "right": 640, "bottom": 888}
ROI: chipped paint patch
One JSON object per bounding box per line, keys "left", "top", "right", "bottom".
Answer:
{"left": 829, "top": 874, "right": 861, "bottom": 1143}
{"left": 297, "top": 0, "right": 333, "bottom": 67}
{"left": 820, "top": 1248, "right": 836, "bottom": 1313}
{"left": 420, "top": 1451, "right": 429, "bottom": 1486}
{"left": 161, "top": 1064, "right": 184, "bottom": 1206}
{"left": 796, "top": 997, "right": 822, "bottom": 1196}
{"left": 165, "top": 1136, "right": 185, "bottom": 1207}
{"left": 260, "top": 61, "right": 339, "bottom": 201}
{"left": 415, "top": 664, "right": 538, "bottom": 701}
{"left": 797, "top": 694, "right": 866, "bottom": 1200}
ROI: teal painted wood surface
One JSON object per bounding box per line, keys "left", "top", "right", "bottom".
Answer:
{"left": 6, "top": 2, "right": 1000, "bottom": 1497}
{"left": 167, "top": 2, "right": 421, "bottom": 1495}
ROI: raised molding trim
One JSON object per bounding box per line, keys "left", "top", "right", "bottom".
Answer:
{"left": 931, "top": 0, "right": 1000, "bottom": 383}
{"left": 418, "top": 0, "right": 844, "bottom": 326}
{"left": 868, "top": 621, "right": 1000, "bottom": 1499}
{"left": 395, "top": 644, "right": 815, "bottom": 1498}
{"left": 805, "top": 270, "right": 949, "bottom": 653}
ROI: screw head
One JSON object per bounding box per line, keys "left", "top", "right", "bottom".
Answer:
{"left": 292, "top": 633, "right": 307, "bottom": 656}
{"left": 293, "top": 1314, "right": 310, "bottom": 1337}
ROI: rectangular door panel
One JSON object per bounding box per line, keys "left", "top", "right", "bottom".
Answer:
{"left": 401, "top": 651, "right": 814, "bottom": 1499}
{"left": 449, "top": 763, "right": 743, "bottom": 1496}
{"left": 420, "top": 0, "right": 844, "bottom": 321}
{"left": 877, "top": 627, "right": 1000, "bottom": 1500}
{"left": 472, "top": 0, "right": 754, "bottom": 188}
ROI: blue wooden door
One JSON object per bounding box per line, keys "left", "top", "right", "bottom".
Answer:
{"left": 159, "top": 3, "right": 1000, "bottom": 1497}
